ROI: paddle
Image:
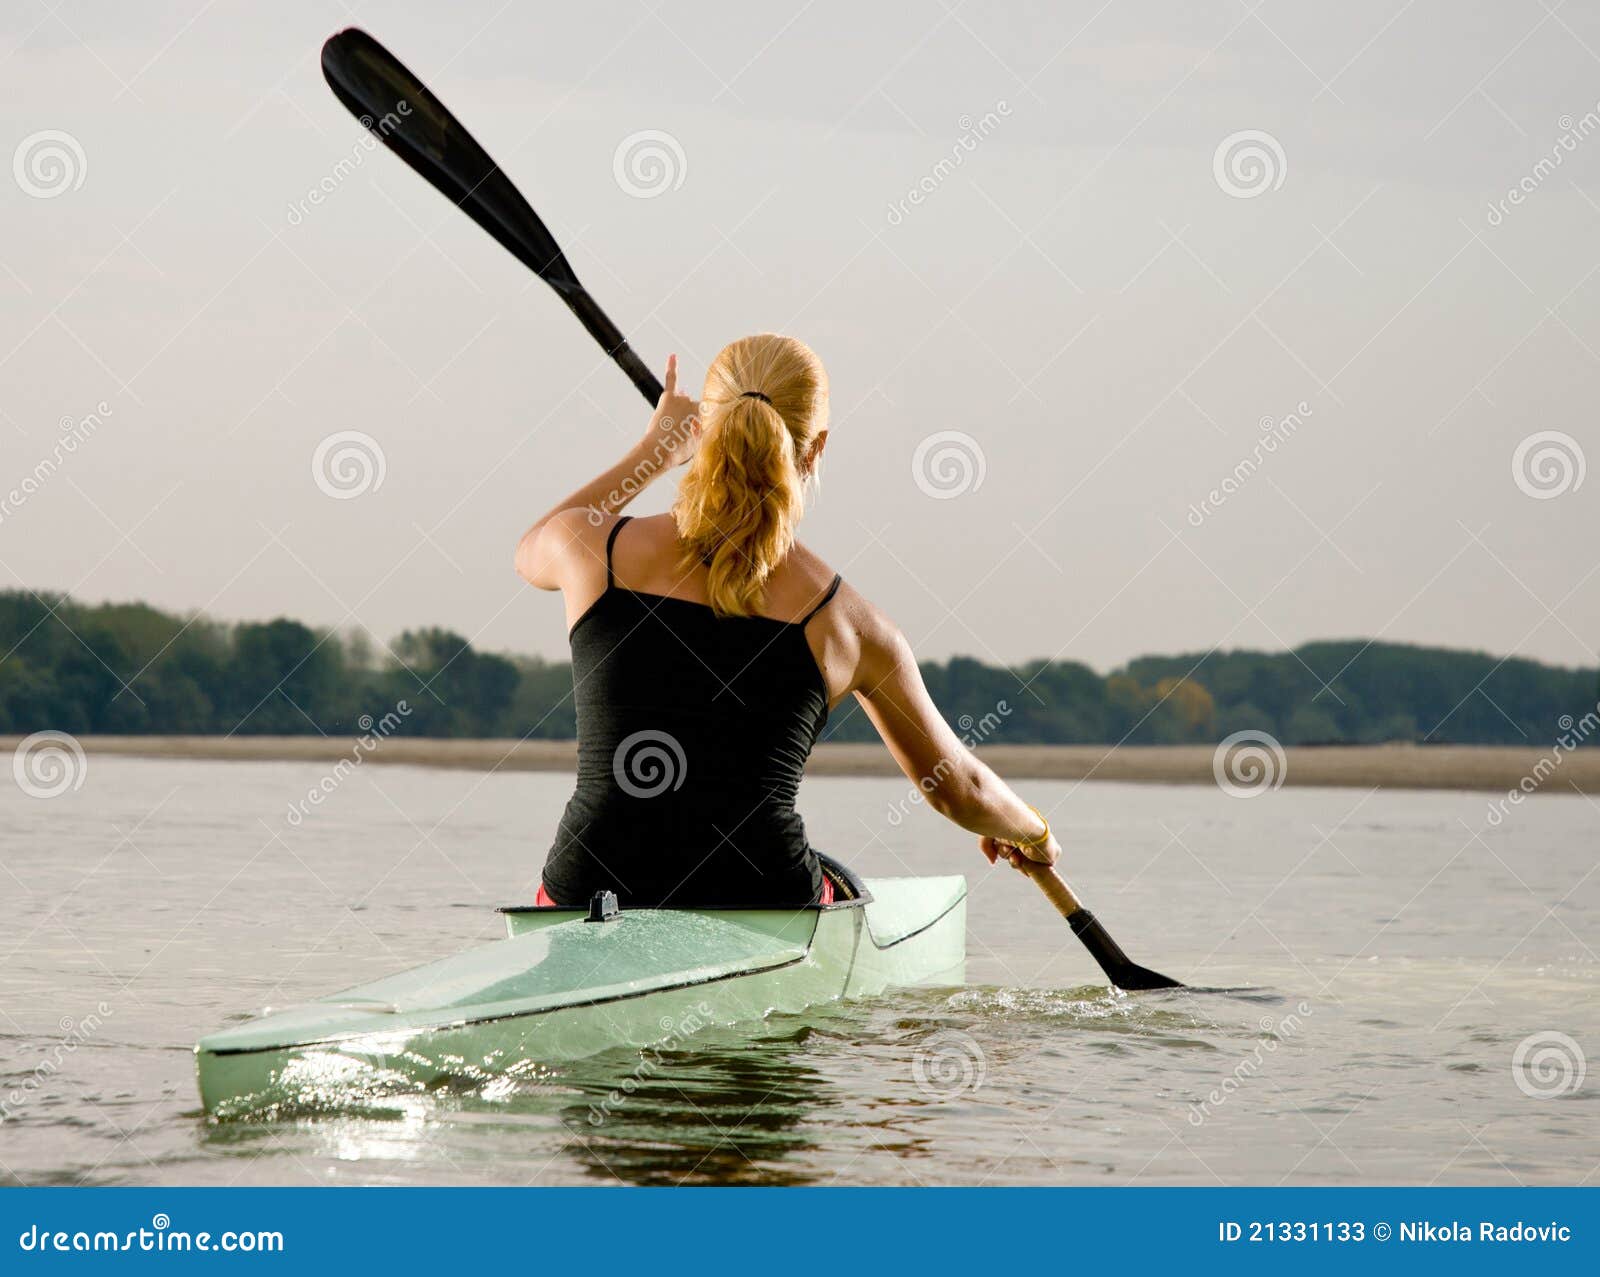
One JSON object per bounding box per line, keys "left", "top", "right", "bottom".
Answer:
{"left": 1018, "top": 860, "right": 1184, "bottom": 991}
{"left": 320, "top": 28, "right": 1183, "bottom": 994}
{"left": 319, "top": 27, "right": 662, "bottom": 404}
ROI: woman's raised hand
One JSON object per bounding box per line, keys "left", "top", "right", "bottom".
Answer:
{"left": 641, "top": 353, "right": 700, "bottom": 468}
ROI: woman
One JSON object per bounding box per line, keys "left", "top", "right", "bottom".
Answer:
{"left": 516, "top": 333, "right": 1060, "bottom": 907}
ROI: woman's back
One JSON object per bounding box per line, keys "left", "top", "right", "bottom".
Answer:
{"left": 542, "top": 514, "right": 844, "bottom": 906}
{"left": 518, "top": 335, "right": 1060, "bottom": 914}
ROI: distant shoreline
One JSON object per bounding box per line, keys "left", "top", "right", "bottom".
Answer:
{"left": 7, "top": 736, "right": 1597, "bottom": 794}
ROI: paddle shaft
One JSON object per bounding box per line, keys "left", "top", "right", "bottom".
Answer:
{"left": 1023, "top": 861, "right": 1085, "bottom": 917}
{"left": 567, "top": 288, "right": 661, "bottom": 405}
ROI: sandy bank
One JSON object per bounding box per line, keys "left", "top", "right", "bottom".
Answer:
{"left": 6, "top": 736, "right": 1597, "bottom": 794}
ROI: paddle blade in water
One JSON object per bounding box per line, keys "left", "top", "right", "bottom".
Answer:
{"left": 1021, "top": 863, "right": 1188, "bottom": 992}
{"left": 1068, "top": 908, "right": 1186, "bottom": 992}
{"left": 1106, "top": 962, "right": 1185, "bottom": 993}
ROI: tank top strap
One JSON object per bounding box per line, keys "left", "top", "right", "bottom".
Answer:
{"left": 799, "top": 573, "right": 843, "bottom": 626}
{"left": 605, "top": 516, "right": 632, "bottom": 588}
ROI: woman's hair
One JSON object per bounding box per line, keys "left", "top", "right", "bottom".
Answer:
{"left": 672, "top": 333, "right": 829, "bottom": 617}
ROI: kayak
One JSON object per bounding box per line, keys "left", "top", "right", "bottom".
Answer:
{"left": 194, "top": 870, "right": 967, "bottom": 1115}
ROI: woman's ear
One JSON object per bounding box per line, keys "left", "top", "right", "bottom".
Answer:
{"left": 804, "top": 429, "right": 829, "bottom": 475}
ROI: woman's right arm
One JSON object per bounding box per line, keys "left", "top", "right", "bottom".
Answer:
{"left": 514, "top": 354, "right": 698, "bottom": 590}
{"left": 849, "top": 608, "right": 1061, "bottom": 870}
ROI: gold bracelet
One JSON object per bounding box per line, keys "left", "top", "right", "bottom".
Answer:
{"left": 1010, "top": 804, "right": 1051, "bottom": 850}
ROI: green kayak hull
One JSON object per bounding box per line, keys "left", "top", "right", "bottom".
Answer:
{"left": 194, "top": 875, "right": 966, "bottom": 1114}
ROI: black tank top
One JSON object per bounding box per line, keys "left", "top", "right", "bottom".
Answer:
{"left": 541, "top": 517, "right": 843, "bottom": 907}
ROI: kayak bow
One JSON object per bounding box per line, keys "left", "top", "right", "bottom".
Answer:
{"left": 195, "top": 874, "right": 966, "bottom": 1115}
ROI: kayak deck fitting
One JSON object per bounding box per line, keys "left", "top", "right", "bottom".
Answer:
{"left": 194, "top": 873, "right": 967, "bottom": 1115}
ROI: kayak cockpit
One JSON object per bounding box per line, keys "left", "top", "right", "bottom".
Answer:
{"left": 496, "top": 855, "right": 873, "bottom": 938}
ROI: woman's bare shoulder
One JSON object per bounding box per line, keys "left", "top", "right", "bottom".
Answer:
{"left": 786, "top": 545, "right": 900, "bottom": 656}
{"left": 783, "top": 540, "right": 844, "bottom": 597}
{"left": 606, "top": 512, "right": 681, "bottom": 589}
{"left": 618, "top": 511, "right": 678, "bottom": 542}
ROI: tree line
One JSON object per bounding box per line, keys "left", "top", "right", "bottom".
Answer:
{"left": 1, "top": 590, "right": 1593, "bottom": 747}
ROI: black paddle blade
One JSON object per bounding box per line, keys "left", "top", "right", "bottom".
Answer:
{"left": 1106, "top": 962, "right": 1185, "bottom": 992}
{"left": 1068, "top": 908, "right": 1185, "bottom": 992}
{"left": 320, "top": 28, "right": 578, "bottom": 290}
{"left": 319, "top": 28, "right": 662, "bottom": 405}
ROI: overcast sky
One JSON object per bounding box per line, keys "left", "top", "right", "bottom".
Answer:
{"left": 2, "top": 1, "right": 1596, "bottom": 673}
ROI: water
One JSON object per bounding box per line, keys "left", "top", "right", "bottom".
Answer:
{"left": 2, "top": 757, "right": 1594, "bottom": 1185}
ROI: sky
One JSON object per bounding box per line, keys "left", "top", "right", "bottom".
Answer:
{"left": 1, "top": 0, "right": 1596, "bottom": 673}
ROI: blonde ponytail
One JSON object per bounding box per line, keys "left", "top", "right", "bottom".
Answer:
{"left": 673, "top": 334, "right": 829, "bottom": 616}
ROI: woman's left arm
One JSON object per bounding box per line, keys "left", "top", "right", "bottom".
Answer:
{"left": 515, "top": 355, "right": 698, "bottom": 590}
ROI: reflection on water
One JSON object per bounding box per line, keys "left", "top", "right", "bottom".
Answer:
{"left": 197, "top": 1011, "right": 879, "bottom": 1186}
{"left": 3, "top": 760, "right": 1596, "bottom": 1185}
{"left": 560, "top": 1027, "right": 837, "bottom": 1186}
{"left": 193, "top": 984, "right": 1307, "bottom": 1187}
